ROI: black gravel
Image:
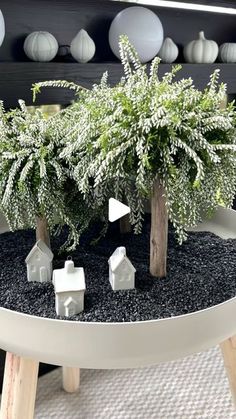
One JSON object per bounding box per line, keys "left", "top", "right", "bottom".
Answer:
{"left": 1, "top": 218, "right": 236, "bottom": 322}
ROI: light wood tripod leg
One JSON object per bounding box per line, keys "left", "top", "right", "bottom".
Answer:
{"left": 62, "top": 367, "right": 80, "bottom": 393}
{"left": 220, "top": 336, "right": 236, "bottom": 406}
{"left": 0, "top": 352, "right": 39, "bottom": 419}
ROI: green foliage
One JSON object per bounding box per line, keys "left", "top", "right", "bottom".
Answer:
{"left": 0, "top": 101, "right": 96, "bottom": 251}
{"left": 33, "top": 36, "right": 236, "bottom": 243}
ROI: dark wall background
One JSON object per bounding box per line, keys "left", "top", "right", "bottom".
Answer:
{"left": 2, "top": 0, "right": 236, "bottom": 63}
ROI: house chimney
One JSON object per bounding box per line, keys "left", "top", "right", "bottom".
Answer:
{"left": 118, "top": 247, "right": 126, "bottom": 256}
{"left": 64, "top": 260, "right": 74, "bottom": 273}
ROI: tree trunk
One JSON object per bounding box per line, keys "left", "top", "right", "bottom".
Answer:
{"left": 119, "top": 214, "right": 131, "bottom": 234}
{"left": 36, "top": 216, "right": 50, "bottom": 248}
{"left": 149, "top": 177, "right": 168, "bottom": 278}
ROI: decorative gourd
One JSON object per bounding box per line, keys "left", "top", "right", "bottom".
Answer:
{"left": 184, "top": 31, "right": 218, "bottom": 64}
{"left": 219, "top": 43, "right": 236, "bottom": 63}
{"left": 0, "top": 9, "right": 5, "bottom": 47}
{"left": 24, "top": 31, "right": 58, "bottom": 62}
{"left": 70, "top": 29, "right": 95, "bottom": 63}
{"left": 158, "top": 37, "right": 178, "bottom": 63}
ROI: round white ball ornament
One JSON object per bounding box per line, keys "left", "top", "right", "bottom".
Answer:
{"left": 109, "top": 6, "right": 164, "bottom": 63}
{"left": 0, "top": 10, "right": 5, "bottom": 47}
{"left": 24, "top": 31, "right": 59, "bottom": 62}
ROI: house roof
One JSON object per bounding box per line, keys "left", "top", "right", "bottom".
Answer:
{"left": 53, "top": 265, "right": 86, "bottom": 293}
{"left": 108, "top": 247, "right": 136, "bottom": 273}
{"left": 25, "top": 239, "right": 53, "bottom": 263}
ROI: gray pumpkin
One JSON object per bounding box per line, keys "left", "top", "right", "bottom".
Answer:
{"left": 219, "top": 43, "right": 236, "bottom": 63}
{"left": 184, "top": 31, "right": 218, "bottom": 64}
{"left": 24, "top": 31, "right": 58, "bottom": 62}
{"left": 158, "top": 37, "right": 178, "bottom": 63}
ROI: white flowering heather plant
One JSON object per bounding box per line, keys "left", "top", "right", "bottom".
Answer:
{"left": 0, "top": 101, "right": 97, "bottom": 251}
{"left": 33, "top": 36, "right": 236, "bottom": 277}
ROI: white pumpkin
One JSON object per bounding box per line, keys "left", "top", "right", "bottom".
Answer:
{"left": 184, "top": 31, "right": 218, "bottom": 64}
{"left": 219, "top": 43, "right": 236, "bottom": 63}
{"left": 24, "top": 31, "right": 58, "bottom": 62}
{"left": 70, "top": 29, "right": 95, "bottom": 63}
{"left": 158, "top": 37, "right": 178, "bottom": 63}
{"left": 0, "top": 9, "right": 5, "bottom": 47}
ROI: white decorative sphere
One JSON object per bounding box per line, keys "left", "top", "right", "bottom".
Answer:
{"left": 109, "top": 6, "right": 164, "bottom": 63}
{"left": 0, "top": 10, "right": 5, "bottom": 47}
{"left": 24, "top": 31, "right": 59, "bottom": 62}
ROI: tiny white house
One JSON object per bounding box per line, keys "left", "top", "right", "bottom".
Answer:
{"left": 25, "top": 240, "right": 53, "bottom": 283}
{"left": 53, "top": 259, "right": 86, "bottom": 317}
{"left": 108, "top": 247, "right": 136, "bottom": 291}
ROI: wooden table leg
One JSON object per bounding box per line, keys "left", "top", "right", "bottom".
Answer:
{"left": 62, "top": 367, "right": 80, "bottom": 393}
{"left": 220, "top": 336, "right": 236, "bottom": 406}
{"left": 0, "top": 352, "right": 39, "bottom": 419}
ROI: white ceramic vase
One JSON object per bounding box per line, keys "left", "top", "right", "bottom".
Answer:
{"left": 70, "top": 29, "right": 96, "bottom": 63}
{"left": 158, "top": 37, "right": 179, "bottom": 63}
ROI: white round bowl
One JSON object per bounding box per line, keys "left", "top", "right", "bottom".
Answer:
{"left": 0, "top": 206, "right": 235, "bottom": 369}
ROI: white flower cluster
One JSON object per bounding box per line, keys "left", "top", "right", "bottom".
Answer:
{"left": 0, "top": 102, "right": 95, "bottom": 250}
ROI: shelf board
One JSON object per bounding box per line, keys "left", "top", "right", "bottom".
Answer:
{"left": 0, "top": 62, "right": 236, "bottom": 107}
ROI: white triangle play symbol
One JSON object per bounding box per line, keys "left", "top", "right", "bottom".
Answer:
{"left": 108, "top": 198, "right": 130, "bottom": 222}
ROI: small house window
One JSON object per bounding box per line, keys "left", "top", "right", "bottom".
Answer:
{"left": 31, "top": 265, "right": 36, "bottom": 272}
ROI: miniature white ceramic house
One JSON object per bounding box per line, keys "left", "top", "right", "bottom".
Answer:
{"left": 108, "top": 247, "right": 136, "bottom": 291}
{"left": 53, "top": 259, "right": 86, "bottom": 317}
{"left": 25, "top": 239, "right": 53, "bottom": 283}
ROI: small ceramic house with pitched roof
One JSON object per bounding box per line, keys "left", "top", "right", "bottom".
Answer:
{"left": 108, "top": 247, "right": 136, "bottom": 291}
{"left": 25, "top": 239, "right": 53, "bottom": 283}
{"left": 53, "top": 259, "right": 86, "bottom": 317}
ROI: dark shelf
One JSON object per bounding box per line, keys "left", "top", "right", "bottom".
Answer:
{"left": 1, "top": 0, "right": 236, "bottom": 106}
{"left": 0, "top": 62, "right": 236, "bottom": 107}
{"left": 0, "top": 62, "right": 122, "bottom": 107}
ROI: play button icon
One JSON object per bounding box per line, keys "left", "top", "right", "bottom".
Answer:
{"left": 108, "top": 198, "right": 130, "bottom": 222}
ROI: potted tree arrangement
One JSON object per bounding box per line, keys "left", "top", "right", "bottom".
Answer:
{"left": 1, "top": 37, "right": 236, "bottom": 417}
{"left": 34, "top": 36, "right": 236, "bottom": 277}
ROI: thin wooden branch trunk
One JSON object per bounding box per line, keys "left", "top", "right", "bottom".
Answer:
{"left": 119, "top": 214, "right": 131, "bottom": 234}
{"left": 36, "top": 216, "right": 50, "bottom": 248}
{"left": 149, "top": 177, "right": 168, "bottom": 278}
